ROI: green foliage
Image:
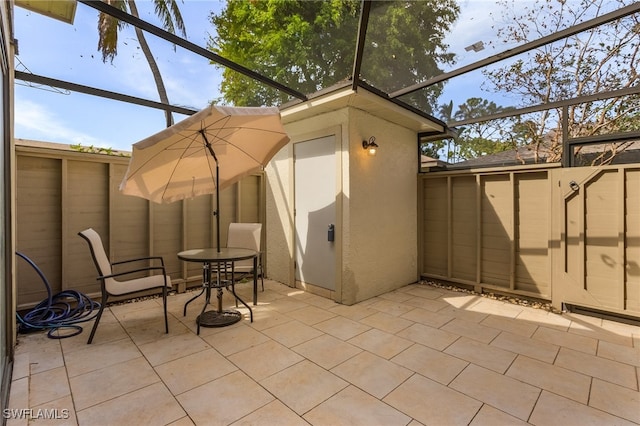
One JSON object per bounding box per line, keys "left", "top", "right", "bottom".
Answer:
{"left": 451, "top": 98, "right": 518, "bottom": 160}
{"left": 483, "top": 0, "right": 640, "bottom": 162}
{"left": 70, "top": 144, "right": 129, "bottom": 157}
{"left": 209, "top": 0, "right": 459, "bottom": 108}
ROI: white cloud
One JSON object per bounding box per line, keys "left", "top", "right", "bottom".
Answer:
{"left": 14, "top": 98, "right": 111, "bottom": 147}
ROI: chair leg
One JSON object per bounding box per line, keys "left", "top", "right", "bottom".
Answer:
{"left": 260, "top": 269, "right": 264, "bottom": 291}
{"left": 87, "top": 292, "right": 108, "bottom": 344}
{"left": 163, "top": 285, "right": 169, "bottom": 334}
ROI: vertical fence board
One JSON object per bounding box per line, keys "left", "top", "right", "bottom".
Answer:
{"left": 15, "top": 145, "right": 264, "bottom": 309}
{"left": 625, "top": 169, "right": 640, "bottom": 312}
{"left": 15, "top": 156, "right": 62, "bottom": 306}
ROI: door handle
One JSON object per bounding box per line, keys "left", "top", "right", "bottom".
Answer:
{"left": 328, "top": 224, "right": 335, "bottom": 242}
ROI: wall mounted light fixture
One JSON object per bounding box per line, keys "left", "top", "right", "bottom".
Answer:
{"left": 362, "top": 136, "right": 378, "bottom": 156}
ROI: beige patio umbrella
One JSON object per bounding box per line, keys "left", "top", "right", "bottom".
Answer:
{"left": 120, "top": 105, "right": 290, "bottom": 249}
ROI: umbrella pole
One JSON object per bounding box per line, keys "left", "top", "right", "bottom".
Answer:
{"left": 201, "top": 131, "right": 221, "bottom": 253}
{"left": 215, "top": 161, "right": 220, "bottom": 252}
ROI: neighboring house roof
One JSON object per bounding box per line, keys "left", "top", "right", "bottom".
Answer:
{"left": 446, "top": 139, "right": 640, "bottom": 169}
{"left": 449, "top": 145, "right": 551, "bottom": 169}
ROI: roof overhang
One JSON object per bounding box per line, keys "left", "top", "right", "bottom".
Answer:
{"left": 15, "top": 0, "right": 77, "bottom": 24}
{"left": 281, "top": 85, "right": 444, "bottom": 134}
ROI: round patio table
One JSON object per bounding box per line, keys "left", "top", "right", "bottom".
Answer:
{"left": 178, "top": 248, "right": 257, "bottom": 334}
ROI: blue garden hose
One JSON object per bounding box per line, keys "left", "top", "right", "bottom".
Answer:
{"left": 16, "top": 252, "right": 101, "bottom": 339}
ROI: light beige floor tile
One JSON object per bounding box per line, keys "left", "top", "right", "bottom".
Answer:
{"left": 369, "top": 299, "right": 426, "bottom": 317}
{"left": 515, "top": 308, "right": 571, "bottom": 331}
{"left": 555, "top": 347, "right": 637, "bottom": 389}
{"left": 384, "top": 374, "right": 482, "bottom": 425}
{"left": 203, "top": 324, "right": 270, "bottom": 356}
{"left": 154, "top": 348, "right": 237, "bottom": 395}
{"left": 506, "top": 355, "right": 591, "bottom": 404}
{"left": 450, "top": 364, "right": 540, "bottom": 421}
{"left": 125, "top": 315, "right": 189, "bottom": 346}
{"left": 70, "top": 356, "right": 159, "bottom": 410}
{"left": 590, "top": 378, "right": 640, "bottom": 423}
{"left": 138, "top": 330, "right": 211, "bottom": 366}
{"left": 378, "top": 290, "right": 414, "bottom": 303}
{"left": 601, "top": 319, "right": 640, "bottom": 339}
{"left": 347, "top": 328, "right": 413, "bottom": 359}
{"left": 441, "top": 318, "right": 501, "bottom": 344}
{"left": 11, "top": 350, "right": 29, "bottom": 381}
{"left": 396, "top": 322, "right": 460, "bottom": 350}
{"left": 304, "top": 385, "right": 411, "bottom": 426}
{"left": 444, "top": 337, "right": 517, "bottom": 373}
{"left": 437, "top": 306, "right": 490, "bottom": 323}
{"left": 247, "top": 307, "right": 295, "bottom": 331}
{"left": 232, "top": 400, "right": 309, "bottom": 426}
{"left": 29, "top": 395, "right": 77, "bottom": 426}
{"left": 391, "top": 343, "right": 468, "bottom": 385}
{"left": 30, "top": 366, "right": 70, "bottom": 407}
{"left": 328, "top": 303, "right": 378, "bottom": 321}
{"left": 597, "top": 340, "right": 640, "bottom": 367}
{"left": 168, "top": 416, "right": 196, "bottom": 426}
{"left": 265, "top": 296, "right": 310, "bottom": 313}
{"left": 490, "top": 331, "right": 559, "bottom": 363}
{"left": 314, "top": 316, "right": 371, "bottom": 341}
{"left": 358, "top": 311, "right": 413, "bottom": 334}
{"left": 286, "top": 305, "right": 337, "bottom": 325}
{"left": 64, "top": 338, "right": 141, "bottom": 377}
{"left": 480, "top": 314, "right": 539, "bottom": 337}
{"left": 260, "top": 360, "right": 348, "bottom": 415}
{"left": 291, "top": 334, "right": 362, "bottom": 370}
{"left": 568, "top": 324, "right": 634, "bottom": 347}
{"left": 469, "top": 299, "right": 525, "bottom": 318}
{"left": 330, "top": 351, "right": 413, "bottom": 399}
{"left": 438, "top": 292, "right": 483, "bottom": 309}
{"left": 16, "top": 334, "right": 64, "bottom": 375}
{"left": 228, "top": 340, "right": 304, "bottom": 381}
{"left": 400, "top": 307, "right": 455, "bottom": 328}
{"left": 529, "top": 390, "right": 637, "bottom": 426}
{"left": 470, "top": 404, "right": 529, "bottom": 426}
{"left": 299, "top": 293, "right": 340, "bottom": 310}
{"left": 404, "top": 295, "right": 450, "bottom": 312}
{"left": 402, "top": 285, "right": 445, "bottom": 300}
{"left": 177, "top": 370, "right": 274, "bottom": 425}
{"left": 109, "top": 299, "right": 165, "bottom": 323}
{"left": 6, "top": 377, "right": 28, "bottom": 423}
{"left": 261, "top": 319, "right": 324, "bottom": 347}
{"left": 533, "top": 325, "right": 598, "bottom": 354}
{"left": 63, "top": 320, "right": 129, "bottom": 350}
{"left": 77, "top": 382, "right": 185, "bottom": 425}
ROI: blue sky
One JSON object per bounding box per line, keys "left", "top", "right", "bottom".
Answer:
{"left": 13, "top": 0, "right": 526, "bottom": 152}
{"left": 14, "top": 1, "right": 225, "bottom": 151}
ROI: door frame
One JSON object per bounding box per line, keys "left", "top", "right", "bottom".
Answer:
{"left": 289, "top": 126, "right": 343, "bottom": 301}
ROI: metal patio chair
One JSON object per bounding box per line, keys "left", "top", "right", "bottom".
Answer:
{"left": 78, "top": 228, "right": 172, "bottom": 344}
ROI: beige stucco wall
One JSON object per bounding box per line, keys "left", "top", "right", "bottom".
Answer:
{"left": 265, "top": 108, "right": 349, "bottom": 289}
{"left": 266, "top": 90, "right": 424, "bottom": 305}
{"left": 343, "top": 108, "right": 418, "bottom": 304}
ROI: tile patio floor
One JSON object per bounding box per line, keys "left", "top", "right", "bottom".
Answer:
{"left": 7, "top": 280, "right": 640, "bottom": 425}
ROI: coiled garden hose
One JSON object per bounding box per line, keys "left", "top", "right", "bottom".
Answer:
{"left": 16, "top": 252, "right": 101, "bottom": 339}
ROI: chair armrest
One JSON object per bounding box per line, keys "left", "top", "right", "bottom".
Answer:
{"left": 98, "top": 265, "right": 167, "bottom": 281}
{"left": 111, "top": 256, "right": 165, "bottom": 267}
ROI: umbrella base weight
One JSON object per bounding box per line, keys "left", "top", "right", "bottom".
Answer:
{"left": 197, "top": 310, "right": 242, "bottom": 327}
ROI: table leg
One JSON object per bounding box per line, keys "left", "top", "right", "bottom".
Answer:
{"left": 253, "top": 255, "right": 258, "bottom": 306}
{"left": 196, "top": 260, "right": 242, "bottom": 331}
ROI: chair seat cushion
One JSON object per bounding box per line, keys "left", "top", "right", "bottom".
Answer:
{"left": 108, "top": 274, "right": 171, "bottom": 296}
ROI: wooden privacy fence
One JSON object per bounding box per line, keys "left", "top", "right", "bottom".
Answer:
{"left": 15, "top": 141, "right": 264, "bottom": 310}
{"left": 419, "top": 162, "right": 640, "bottom": 320}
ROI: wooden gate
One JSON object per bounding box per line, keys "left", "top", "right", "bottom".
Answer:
{"left": 419, "top": 163, "right": 640, "bottom": 319}
{"left": 554, "top": 167, "right": 640, "bottom": 318}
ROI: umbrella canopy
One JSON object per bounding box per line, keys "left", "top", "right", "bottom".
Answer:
{"left": 119, "top": 105, "right": 290, "bottom": 204}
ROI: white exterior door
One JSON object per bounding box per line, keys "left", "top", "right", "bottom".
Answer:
{"left": 294, "top": 136, "right": 336, "bottom": 290}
